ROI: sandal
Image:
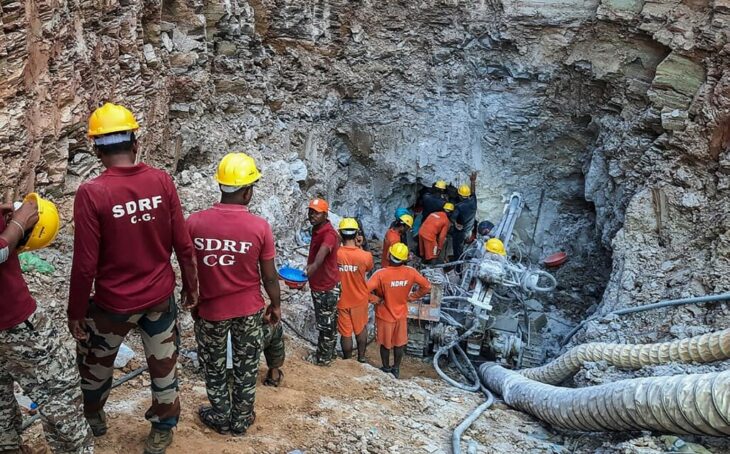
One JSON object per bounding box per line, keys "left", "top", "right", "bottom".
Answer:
{"left": 198, "top": 406, "right": 230, "bottom": 434}
{"left": 263, "top": 369, "right": 284, "bottom": 387}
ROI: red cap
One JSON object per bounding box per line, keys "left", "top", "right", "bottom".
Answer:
{"left": 308, "top": 198, "right": 329, "bottom": 213}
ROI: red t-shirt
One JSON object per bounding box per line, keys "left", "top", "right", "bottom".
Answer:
{"left": 307, "top": 222, "right": 340, "bottom": 291}
{"left": 68, "top": 163, "right": 198, "bottom": 320}
{"left": 337, "top": 246, "right": 374, "bottom": 309}
{"left": 367, "top": 266, "right": 431, "bottom": 322}
{"left": 381, "top": 228, "right": 401, "bottom": 267}
{"left": 186, "top": 204, "right": 275, "bottom": 321}
{"left": 0, "top": 217, "right": 37, "bottom": 330}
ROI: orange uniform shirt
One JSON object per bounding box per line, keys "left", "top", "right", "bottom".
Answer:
{"left": 381, "top": 228, "right": 402, "bottom": 267}
{"left": 367, "top": 266, "right": 431, "bottom": 322}
{"left": 337, "top": 246, "right": 374, "bottom": 309}
{"left": 419, "top": 212, "right": 450, "bottom": 250}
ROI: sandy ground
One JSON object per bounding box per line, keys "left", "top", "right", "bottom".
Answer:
{"left": 21, "top": 331, "right": 491, "bottom": 454}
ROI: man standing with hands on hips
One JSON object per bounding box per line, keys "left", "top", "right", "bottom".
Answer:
{"left": 305, "top": 198, "right": 341, "bottom": 366}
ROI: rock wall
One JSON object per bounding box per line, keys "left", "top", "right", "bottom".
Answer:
{"left": 2, "top": 0, "right": 729, "bottom": 339}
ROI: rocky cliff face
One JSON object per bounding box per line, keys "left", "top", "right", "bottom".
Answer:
{"left": 3, "top": 0, "right": 730, "bottom": 379}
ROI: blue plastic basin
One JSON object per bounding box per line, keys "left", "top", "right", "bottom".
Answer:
{"left": 278, "top": 266, "right": 308, "bottom": 283}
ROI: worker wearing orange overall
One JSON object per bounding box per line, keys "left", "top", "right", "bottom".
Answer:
{"left": 336, "top": 218, "right": 374, "bottom": 362}
{"left": 381, "top": 213, "right": 413, "bottom": 267}
{"left": 417, "top": 203, "right": 454, "bottom": 264}
{"left": 367, "top": 243, "right": 431, "bottom": 379}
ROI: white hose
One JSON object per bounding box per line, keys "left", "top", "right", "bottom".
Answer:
{"left": 521, "top": 328, "right": 730, "bottom": 385}
{"left": 481, "top": 363, "right": 730, "bottom": 436}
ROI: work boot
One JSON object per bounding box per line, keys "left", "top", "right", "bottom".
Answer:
{"left": 230, "top": 411, "right": 256, "bottom": 437}
{"left": 85, "top": 410, "right": 108, "bottom": 437}
{"left": 143, "top": 427, "right": 173, "bottom": 454}
{"left": 391, "top": 368, "right": 401, "bottom": 379}
{"left": 198, "top": 406, "right": 230, "bottom": 434}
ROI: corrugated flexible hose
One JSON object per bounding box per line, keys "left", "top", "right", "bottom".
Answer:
{"left": 480, "top": 363, "right": 730, "bottom": 436}
{"left": 521, "top": 328, "right": 730, "bottom": 385}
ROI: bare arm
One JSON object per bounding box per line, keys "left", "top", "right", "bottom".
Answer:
{"left": 260, "top": 258, "right": 281, "bottom": 324}
{"left": 0, "top": 202, "right": 38, "bottom": 262}
{"left": 306, "top": 244, "right": 331, "bottom": 276}
{"left": 408, "top": 271, "right": 432, "bottom": 302}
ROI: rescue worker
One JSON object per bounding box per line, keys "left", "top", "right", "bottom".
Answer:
{"left": 367, "top": 243, "right": 431, "bottom": 379}
{"left": 485, "top": 238, "right": 507, "bottom": 257}
{"left": 1, "top": 197, "right": 94, "bottom": 454}
{"left": 452, "top": 172, "right": 478, "bottom": 265}
{"left": 336, "top": 218, "right": 375, "bottom": 362}
{"left": 261, "top": 317, "right": 285, "bottom": 387}
{"left": 478, "top": 220, "right": 495, "bottom": 238}
{"left": 420, "top": 180, "right": 448, "bottom": 221}
{"left": 418, "top": 203, "right": 454, "bottom": 265}
{"left": 68, "top": 103, "right": 198, "bottom": 454}
{"left": 382, "top": 214, "right": 413, "bottom": 267}
{"left": 187, "top": 153, "right": 281, "bottom": 436}
{"left": 354, "top": 217, "right": 369, "bottom": 251}
{"left": 305, "top": 198, "right": 341, "bottom": 366}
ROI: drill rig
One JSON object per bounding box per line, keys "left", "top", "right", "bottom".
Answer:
{"left": 407, "top": 193, "right": 557, "bottom": 370}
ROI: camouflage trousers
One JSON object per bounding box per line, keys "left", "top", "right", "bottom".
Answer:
{"left": 194, "top": 310, "right": 263, "bottom": 433}
{"left": 312, "top": 285, "right": 341, "bottom": 364}
{"left": 262, "top": 322, "right": 285, "bottom": 369}
{"left": 77, "top": 297, "right": 180, "bottom": 430}
{"left": 0, "top": 306, "right": 93, "bottom": 453}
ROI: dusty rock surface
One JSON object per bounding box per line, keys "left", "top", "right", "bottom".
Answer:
{"left": 3, "top": 0, "right": 730, "bottom": 452}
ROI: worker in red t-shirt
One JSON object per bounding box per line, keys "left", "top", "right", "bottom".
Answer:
{"left": 382, "top": 213, "right": 413, "bottom": 267}
{"left": 305, "top": 198, "right": 341, "bottom": 366}
{"left": 68, "top": 103, "right": 198, "bottom": 454}
{"left": 367, "top": 243, "right": 431, "bottom": 379}
{"left": 0, "top": 198, "right": 94, "bottom": 453}
{"left": 187, "top": 152, "right": 281, "bottom": 436}
{"left": 336, "top": 218, "right": 374, "bottom": 362}
{"left": 418, "top": 203, "right": 454, "bottom": 265}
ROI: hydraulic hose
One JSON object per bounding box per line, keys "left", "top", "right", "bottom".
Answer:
{"left": 522, "top": 328, "right": 730, "bottom": 385}
{"left": 562, "top": 292, "right": 730, "bottom": 346}
{"left": 452, "top": 393, "right": 495, "bottom": 454}
{"left": 21, "top": 365, "right": 149, "bottom": 431}
{"left": 480, "top": 363, "right": 730, "bottom": 436}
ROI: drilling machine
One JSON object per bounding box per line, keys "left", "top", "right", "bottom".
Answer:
{"left": 407, "top": 193, "right": 557, "bottom": 369}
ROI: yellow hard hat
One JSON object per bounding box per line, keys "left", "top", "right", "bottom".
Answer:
{"left": 215, "top": 152, "right": 261, "bottom": 187}
{"left": 399, "top": 214, "right": 414, "bottom": 228}
{"left": 87, "top": 103, "right": 140, "bottom": 137}
{"left": 339, "top": 217, "right": 359, "bottom": 232}
{"left": 458, "top": 185, "right": 471, "bottom": 197}
{"left": 389, "top": 242, "right": 409, "bottom": 262}
{"left": 434, "top": 180, "right": 447, "bottom": 190}
{"left": 17, "top": 193, "right": 60, "bottom": 253}
{"left": 485, "top": 238, "right": 506, "bottom": 256}
{"left": 443, "top": 202, "right": 455, "bottom": 212}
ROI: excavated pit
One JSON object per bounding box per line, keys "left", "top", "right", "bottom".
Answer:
{"left": 3, "top": 0, "right": 730, "bottom": 452}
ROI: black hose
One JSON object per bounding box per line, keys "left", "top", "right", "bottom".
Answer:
{"left": 21, "top": 365, "right": 149, "bottom": 431}
{"left": 452, "top": 392, "right": 495, "bottom": 454}
{"left": 281, "top": 318, "right": 317, "bottom": 347}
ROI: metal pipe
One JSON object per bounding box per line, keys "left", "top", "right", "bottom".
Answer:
{"left": 522, "top": 328, "right": 730, "bottom": 384}
{"left": 562, "top": 292, "right": 730, "bottom": 347}
{"left": 480, "top": 363, "right": 730, "bottom": 436}
{"left": 429, "top": 260, "right": 472, "bottom": 268}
